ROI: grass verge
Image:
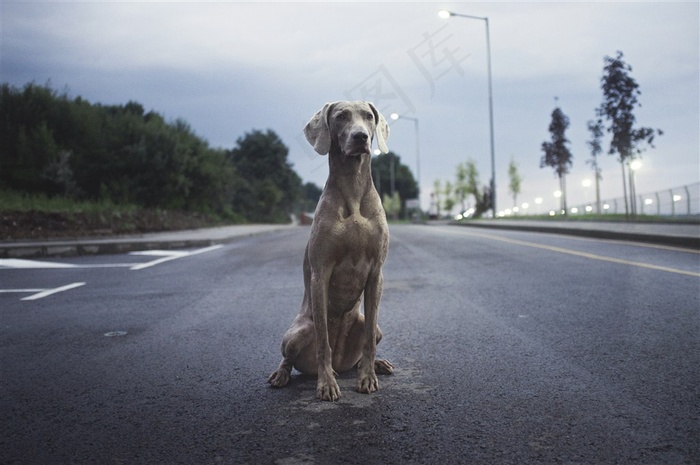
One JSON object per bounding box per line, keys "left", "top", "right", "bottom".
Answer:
{"left": 1, "top": 190, "right": 243, "bottom": 240}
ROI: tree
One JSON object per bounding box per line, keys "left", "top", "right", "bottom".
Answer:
{"left": 227, "top": 129, "right": 301, "bottom": 223}
{"left": 299, "top": 182, "right": 322, "bottom": 213}
{"left": 432, "top": 179, "right": 442, "bottom": 218}
{"left": 475, "top": 185, "right": 492, "bottom": 218}
{"left": 438, "top": 159, "right": 492, "bottom": 219}
{"left": 463, "top": 160, "right": 480, "bottom": 204}
{"left": 0, "top": 83, "right": 242, "bottom": 216}
{"left": 586, "top": 119, "right": 604, "bottom": 214}
{"left": 541, "top": 106, "right": 573, "bottom": 215}
{"left": 1, "top": 83, "right": 62, "bottom": 193}
{"left": 443, "top": 181, "right": 455, "bottom": 216}
{"left": 382, "top": 192, "right": 401, "bottom": 219}
{"left": 455, "top": 163, "right": 469, "bottom": 213}
{"left": 596, "top": 51, "right": 662, "bottom": 216}
{"left": 42, "top": 149, "right": 77, "bottom": 197}
{"left": 507, "top": 158, "right": 522, "bottom": 212}
{"left": 371, "top": 152, "right": 418, "bottom": 217}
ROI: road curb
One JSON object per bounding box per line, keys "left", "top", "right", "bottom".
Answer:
{"left": 0, "top": 238, "right": 218, "bottom": 259}
{"left": 451, "top": 221, "right": 700, "bottom": 250}
{"left": 0, "top": 225, "right": 295, "bottom": 259}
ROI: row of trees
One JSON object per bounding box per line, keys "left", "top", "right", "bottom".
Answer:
{"left": 1, "top": 83, "right": 319, "bottom": 223}
{"left": 541, "top": 51, "right": 662, "bottom": 216}
{"left": 431, "top": 161, "right": 493, "bottom": 219}
{"left": 435, "top": 51, "right": 661, "bottom": 219}
{"left": 6, "top": 51, "right": 651, "bottom": 223}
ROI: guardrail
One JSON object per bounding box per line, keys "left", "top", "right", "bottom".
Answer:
{"left": 568, "top": 182, "right": 699, "bottom": 217}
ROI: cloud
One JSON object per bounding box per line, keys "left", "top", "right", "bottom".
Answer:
{"left": 2, "top": 1, "right": 698, "bottom": 214}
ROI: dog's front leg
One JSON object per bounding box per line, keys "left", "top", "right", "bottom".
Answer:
{"left": 311, "top": 272, "right": 341, "bottom": 401}
{"left": 357, "top": 269, "right": 382, "bottom": 394}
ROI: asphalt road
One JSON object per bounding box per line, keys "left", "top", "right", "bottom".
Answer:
{"left": 1, "top": 224, "right": 698, "bottom": 464}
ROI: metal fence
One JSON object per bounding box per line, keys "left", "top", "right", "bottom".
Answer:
{"left": 568, "top": 182, "right": 699, "bottom": 217}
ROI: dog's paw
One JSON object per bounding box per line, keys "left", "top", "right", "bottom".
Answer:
{"left": 356, "top": 372, "right": 379, "bottom": 394}
{"left": 267, "top": 368, "right": 290, "bottom": 388}
{"left": 316, "top": 378, "right": 341, "bottom": 401}
{"left": 375, "top": 359, "right": 394, "bottom": 375}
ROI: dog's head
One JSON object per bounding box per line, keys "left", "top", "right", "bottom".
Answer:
{"left": 304, "top": 101, "right": 389, "bottom": 156}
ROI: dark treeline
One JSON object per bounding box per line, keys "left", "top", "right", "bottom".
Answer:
{"left": 1, "top": 82, "right": 318, "bottom": 223}
{"left": 371, "top": 152, "right": 419, "bottom": 218}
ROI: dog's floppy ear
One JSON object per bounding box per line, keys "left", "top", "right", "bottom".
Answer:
{"left": 368, "top": 102, "right": 390, "bottom": 154}
{"left": 304, "top": 102, "right": 336, "bottom": 155}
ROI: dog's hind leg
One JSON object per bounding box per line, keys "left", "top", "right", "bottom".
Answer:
{"left": 268, "top": 314, "right": 316, "bottom": 388}
{"left": 268, "top": 359, "right": 293, "bottom": 387}
{"left": 374, "top": 358, "right": 394, "bottom": 374}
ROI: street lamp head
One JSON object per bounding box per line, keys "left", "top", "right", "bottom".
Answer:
{"left": 438, "top": 10, "right": 453, "bottom": 19}
{"left": 630, "top": 159, "right": 642, "bottom": 171}
{"left": 390, "top": 113, "right": 400, "bottom": 121}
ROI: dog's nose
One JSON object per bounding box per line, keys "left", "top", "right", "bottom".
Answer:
{"left": 352, "top": 131, "right": 369, "bottom": 143}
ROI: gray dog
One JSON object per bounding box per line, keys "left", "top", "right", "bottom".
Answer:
{"left": 268, "top": 101, "right": 394, "bottom": 401}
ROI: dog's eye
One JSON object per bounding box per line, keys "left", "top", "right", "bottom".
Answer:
{"left": 365, "top": 113, "right": 374, "bottom": 121}
{"left": 336, "top": 114, "right": 346, "bottom": 121}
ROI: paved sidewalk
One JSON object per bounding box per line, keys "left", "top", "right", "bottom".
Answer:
{"left": 0, "top": 224, "right": 295, "bottom": 258}
{"left": 454, "top": 219, "right": 700, "bottom": 249}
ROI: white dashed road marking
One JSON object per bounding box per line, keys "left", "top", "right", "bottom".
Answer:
{"left": 0, "top": 282, "right": 86, "bottom": 301}
{"left": 0, "top": 259, "right": 78, "bottom": 269}
{"left": 129, "top": 245, "right": 223, "bottom": 270}
{"left": 0, "top": 245, "right": 223, "bottom": 300}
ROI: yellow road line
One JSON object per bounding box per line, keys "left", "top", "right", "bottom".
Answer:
{"left": 551, "top": 234, "right": 700, "bottom": 254}
{"left": 437, "top": 228, "right": 700, "bottom": 278}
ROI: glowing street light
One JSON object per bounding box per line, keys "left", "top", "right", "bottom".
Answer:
{"left": 534, "top": 197, "right": 543, "bottom": 214}
{"left": 439, "top": 9, "right": 497, "bottom": 217}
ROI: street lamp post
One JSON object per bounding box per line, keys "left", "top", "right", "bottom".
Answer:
{"left": 439, "top": 10, "right": 496, "bottom": 217}
{"left": 390, "top": 113, "right": 421, "bottom": 210}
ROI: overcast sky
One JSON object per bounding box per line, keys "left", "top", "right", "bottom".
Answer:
{"left": 3, "top": 1, "right": 698, "bottom": 214}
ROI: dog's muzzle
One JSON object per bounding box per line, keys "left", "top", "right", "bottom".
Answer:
{"left": 345, "top": 130, "right": 371, "bottom": 156}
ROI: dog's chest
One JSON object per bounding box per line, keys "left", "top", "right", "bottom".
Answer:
{"left": 335, "top": 212, "right": 387, "bottom": 258}
{"left": 319, "top": 213, "right": 388, "bottom": 311}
